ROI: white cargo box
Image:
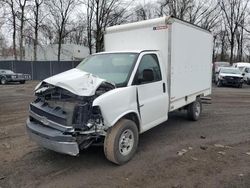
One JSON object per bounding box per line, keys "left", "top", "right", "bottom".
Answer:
{"left": 105, "top": 16, "right": 213, "bottom": 111}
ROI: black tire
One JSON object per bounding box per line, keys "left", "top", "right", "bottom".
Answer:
{"left": 1, "top": 77, "right": 6, "bottom": 85}
{"left": 104, "top": 119, "right": 139, "bottom": 165}
{"left": 187, "top": 99, "right": 202, "bottom": 121}
{"left": 20, "top": 80, "right": 25, "bottom": 84}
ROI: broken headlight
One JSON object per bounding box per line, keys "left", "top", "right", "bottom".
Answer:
{"left": 72, "top": 104, "right": 103, "bottom": 131}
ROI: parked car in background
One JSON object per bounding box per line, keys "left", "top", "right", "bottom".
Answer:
{"left": 233, "top": 62, "right": 250, "bottom": 72}
{"left": 213, "top": 61, "right": 231, "bottom": 82}
{"left": 0, "top": 69, "right": 31, "bottom": 85}
{"left": 216, "top": 67, "right": 244, "bottom": 88}
{"left": 242, "top": 66, "right": 250, "bottom": 85}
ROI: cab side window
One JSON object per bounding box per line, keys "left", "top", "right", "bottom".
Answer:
{"left": 133, "top": 54, "right": 162, "bottom": 85}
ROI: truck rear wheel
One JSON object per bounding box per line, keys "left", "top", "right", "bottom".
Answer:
{"left": 20, "top": 80, "right": 25, "bottom": 84}
{"left": 104, "top": 119, "right": 139, "bottom": 165}
{"left": 187, "top": 99, "right": 202, "bottom": 121}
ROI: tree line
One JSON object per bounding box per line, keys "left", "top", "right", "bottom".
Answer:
{"left": 0, "top": 0, "right": 249, "bottom": 63}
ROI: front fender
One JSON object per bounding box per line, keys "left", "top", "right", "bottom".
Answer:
{"left": 93, "top": 86, "right": 140, "bottom": 127}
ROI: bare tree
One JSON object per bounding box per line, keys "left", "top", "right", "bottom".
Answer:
{"left": 3, "top": 0, "right": 18, "bottom": 60}
{"left": 0, "top": 2, "right": 6, "bottom": 28}
{"left": 220, "top": 29, "right": 229, "bottom": 61}
{"left": 219, "top": 0, "right": 249, "bottom": 64}
{"left": 135, "top": 5, "right": 147, "bottom": 21}
{"left": 0, "top": 2, "right": 6, "bottom": 56}
{"left": 45, "top": 0, "right": 77, "bottom": 61}
{"left": 84, "top": 0, "right": 131, "bottom": 53}
{"left": 157, "top": 0, "right": 220, "bottom": 30}
{"left": 67, "top": 16, "right": 87, "bottom": 45}
{"left": 86, "top": 0, "right": 94, "bottom": 54}
{"left": 187, "top": 0, "right": 220, "bottom": 30}
{"left": 39, "top": 24, "right": 55, "bottom": 45}
{"left": 157, "top": 0, "right": 168, "bottom": 16}
{"left": 94, "top": 0, "right": 120, "bottom": 52}
{"left": 16, "top": 0, "right": 28, "bottom": 60}
{"left": 235, "top": 14, "right": 247, "bottom": 62}
{"left": 158, "top": 0, "right": 193, "bottom": 20}
{"left": 133, "top": 3, "right": 159, "bottom": 21}
{"left": 31, "top": 0, "right": 44, "bottom": 61}
{"left": 199, "top": 10, "right": 221, "bottom": 31}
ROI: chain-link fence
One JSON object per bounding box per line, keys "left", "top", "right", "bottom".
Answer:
{"left": 0, "top": 60, "right": 81, "bottom": 80}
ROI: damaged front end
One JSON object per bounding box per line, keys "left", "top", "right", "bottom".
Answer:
{"left": 26, "top": 81, "right": 115, "bottom": 156}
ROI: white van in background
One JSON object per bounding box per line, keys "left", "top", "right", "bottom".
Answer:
{"left": 233, "top": 62, "right": 250, "bottom": 72}
{"left": 241, "top": 65, "right": 250, "bottom": 85}
{"left": 233, "top": 62, "right": 250, "bottom": 84}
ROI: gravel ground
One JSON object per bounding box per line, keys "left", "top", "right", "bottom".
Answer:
{"left": 0, "top": 81, "right": 250, "bottom": 188}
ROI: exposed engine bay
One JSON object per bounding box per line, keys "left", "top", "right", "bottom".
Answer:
{"left": 29, "top": 81, "right": 115, "bottom": 150}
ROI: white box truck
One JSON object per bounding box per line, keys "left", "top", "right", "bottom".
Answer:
{"left": 26, "top": 16, "right": 213, "bottom": 165}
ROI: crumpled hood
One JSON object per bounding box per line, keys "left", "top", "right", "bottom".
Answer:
{"left": 220, "top": 73, "right": 243, "bottom": 78}
{"left": 35, "top": 68, "right": 114, "bottom": 96}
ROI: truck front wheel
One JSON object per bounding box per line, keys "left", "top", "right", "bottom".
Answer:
{"left": 104, "top": 119, "right": 139, "bottom": 165}
{"left": 187, "top": 99, "right": 202, "bottom": 121}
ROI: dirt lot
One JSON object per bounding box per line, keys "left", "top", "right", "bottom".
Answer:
{"left": 0, "top": 81, "right": 250, "bottom": 188}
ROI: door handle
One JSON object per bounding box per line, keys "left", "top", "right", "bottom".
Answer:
{"left": 163, "top": 83, "right": 166, "bottom": 93}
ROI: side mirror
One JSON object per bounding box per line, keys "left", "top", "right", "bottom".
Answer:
{"left": 143, "top": 69, "right": 154, "bottom": 82}
{"left": 242, "top": 73, "right": 245, "bottom": 76}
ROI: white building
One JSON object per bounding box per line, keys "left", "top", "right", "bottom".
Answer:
{"left": 25, "top": 44, "right": 89, "bottom": 61}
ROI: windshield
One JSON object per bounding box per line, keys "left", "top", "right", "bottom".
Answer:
{"left": 220, "top": 68, "right": 241, "bottom": 74}
{"left": 77, "top": 53, "right": 138, "bottom": 87}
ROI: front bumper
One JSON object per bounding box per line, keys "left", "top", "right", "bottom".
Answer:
{"left": 26, "top": 119, "right": 79, "bottom": 156}
{"left": 220, "top": 78, "right": 243, "bottom": 86}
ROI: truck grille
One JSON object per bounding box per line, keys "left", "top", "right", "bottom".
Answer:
{"left": 30, "top": 101, "right": 67, "bottom": 126}
{"left": 224, "top": 76, "right": 240, "bottom": 83}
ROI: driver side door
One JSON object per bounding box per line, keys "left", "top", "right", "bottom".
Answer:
{"left": 132, "top": 53, "right": 168, "bottom": 132}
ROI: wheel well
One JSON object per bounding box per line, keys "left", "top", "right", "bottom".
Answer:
{"left": 123, "top": 113, "right": 140, "bottom": 133}
{"left": 0, "top": 76, "right": 6, "bottom": 82}
{"left": 183, "top": 95, "right": 202, "bottom": 110}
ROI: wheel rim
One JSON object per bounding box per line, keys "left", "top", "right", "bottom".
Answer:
{"left": 1, "top": 78, "right": 6, "bottom": 84}
{"left": 194, "top": 102, "right": 201, "bottom": 117}
{"left": 119, "top": 129, "right": 134, "bottom": 156}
